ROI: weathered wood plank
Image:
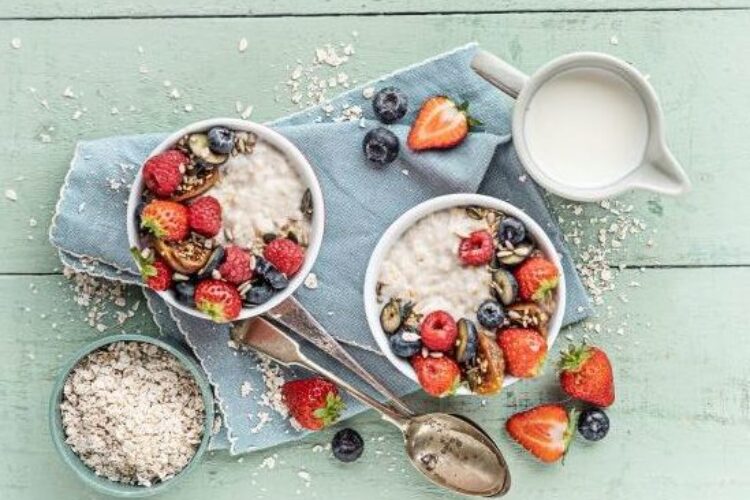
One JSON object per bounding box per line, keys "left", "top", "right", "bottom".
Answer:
{"left": 1, "top": 267, "right": 748, "bottom": 499}
{"left": 1, "top": 1, "right": 748, "bottom": 18}
{"left": 0, "top": 11, "right": 748, "bottom": 274}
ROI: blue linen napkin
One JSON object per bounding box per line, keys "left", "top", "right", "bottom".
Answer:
{"left": 50, "top": 43, "right": 592, "bottom": 455}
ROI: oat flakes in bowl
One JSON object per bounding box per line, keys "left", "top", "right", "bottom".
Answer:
{"left": 49, "top": 334, "right": 214, "bottom": 497}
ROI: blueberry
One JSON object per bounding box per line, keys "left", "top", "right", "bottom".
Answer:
{"left": 372, "top": 87, "right": 408, "bottom": 124}
{"left": 455, "top": 318, "right": 478, "bottom": 364}
{"left": 577, "top": 407, "right": 610, "bottom": 441}
{"left": 174, "top": 281, "right": 196, "bottom": 307}
{"left": 389, "top": 329, "right": 422, "bottom": 358}
{"left": 207, "top": 127, "right": 235, "bottom": 155}
{"left": 254, "top": 257, "right": 289, "bottom": 290}
{"left": 332, "top": 428, "right": 364, "bottom": 463}
{"left": 243, "top": 282, "right": 275, "bottom": 306}
{"left": 497, "top": 217, "right": 526, "bottom": 246}
{"left": 196, "top": 247, "right": 225, "bottom": 280}
{"left": 477, "top": 299, "right": 505, "bottom": 329}
{"left": 363, "top": 127, "right": 399, "bottom": 166}
{"left": 490, "top": 269, "right": 518, "bottom": 306}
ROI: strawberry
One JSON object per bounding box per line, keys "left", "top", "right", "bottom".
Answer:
{"left": 194, "top": 279, "right": 242, "bottom": 322}
{"left": 411, "top": 355, "right": 460, "bottom": 397}
{"left": 407, "top": 96, "right": 480, "bottom": 151}
{"left": 281, "top": 377, "right": 344, "bottom": 431}
{"left": 140, "top": 200, "right": 189, "bottom": 242}
{"left": 514, "top": 256, "right": 559, "bottom": 302}
{"left": 559, "top": 344, "right": 615, "bottom": 407}
{"left": 218, "top": 245, "right": 254, "bottom": 285}
{"left": 458, "top": 230, "right": 494, "bottom": 266}
{"left": 188, "top": 196, "right": 222, "bottom": 238}
{"left": 263, "top": 238, "right": 305, "bottom": 277}
{"left": 506, "top": 404, "right": 577, "bottom": 463}
{"left": 129, "top": 247, "right": 172, "bottom": 291}
{"left": 419, "top": 310, "right": 458, "bottom": 352}
{"left": 497, "top": 328, "right": 548, "bottom": 378}
{"left": 142, "top": 150, "right": 187, "bottom": 198}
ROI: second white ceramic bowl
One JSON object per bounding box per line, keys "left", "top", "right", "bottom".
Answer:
{"left": 127, "top": 118, "right": 325, "bottom": 322}
{"left": 363, "top": 193, "right": 566, "bottom": 395}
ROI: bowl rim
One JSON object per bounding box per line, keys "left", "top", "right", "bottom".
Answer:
{"left": 49, "top": 334, "right": 215, "bottom": 497}
{"left": 363, "top": 193, "right": 566, "bottom": 395}
{"left": 126, "top": 118, "right": 325, "bottom": 322}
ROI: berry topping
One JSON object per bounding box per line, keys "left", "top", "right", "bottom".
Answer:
{"left": 130, "top": 247, "right": 173, "bottom": 291}
{"left": 254, "top": 257, "right": 290, "bottom": 290}
{"left": 407, "top": 96, "right": 480, "bottom": 151}
{"left": 458, "top": 230, "right": 494, "bottom": 266}
{"left": 188, "top": 196, "right": 222, "bottom": 238}
{"left": 514, "top": 256, "right": 560, "bottom": 302}
{"left": 263, "top": 238, "right": 305, "bottom": 277}
{"left": 372, "top": 87, "right": 408, "bottom": 124}
{"left": 173, "top": 281, "right": 196, "bottom": 307}
{"left": 466, "top": 332, "right": 505, "bottom": 395}
{"left": 194, "top": 279, "right": 242, "bottom": 323}
{"left": 497, "top": 217, "right": 526, "bottom": 246}
{"left": 142, "top": 150, "right": 187, "bottom": 198}
{"left": 363, "top": 127, "right": 400, "bottom": 166}
{"left": 497, "top": 328, "right": 548, "bottom": 378}
{"left": 577, "top": 407, "right": 610, "bottom": 441}
{"left": 455, "top": 318, "right": 478, "bottom": 364}
{"left": 490, "top": 269, "right": 518, "bottom": 305}
{"left": 140, "top": 200, "right": 189, "bottom": 242}
{"left": 331, "top": 428, "right": 365, "bottom": 463}
{"left": 506, "top": 404, "right": 576, "bottom": 463}
{"left": 243, "top": 282, "right": 275, "bottom": 306}
{"left": 559, "top": 344, "right": 615, "bottom": 408}
{"left": 218, "top": 245, "right": 254, "bottom": 285}
{"left": 476, "top": 299, "right": 505, "bottom": 329}
{"left": 281, "top": 378, "right": 344, "bottom": 431}
{"left": 389, "top": 329, "right": 422, "bottom": 358}
{"left": 419, "top": 310, "right": 458, "bottom": 352}
{"left": 207, "top": 127, "right": 235, "bottom": 155}
{"left": 411, "top": 355, "right": 460, "bottom": 397}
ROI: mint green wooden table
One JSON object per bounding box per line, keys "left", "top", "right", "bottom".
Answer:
{"left": 2, "top": 2, "right": 749, "bottom": 499}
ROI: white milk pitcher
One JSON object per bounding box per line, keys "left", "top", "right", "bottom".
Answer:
{"left": 471, "top": 50, "right": 691, "bottom": 202}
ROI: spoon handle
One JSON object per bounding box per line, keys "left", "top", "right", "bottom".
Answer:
{"left": 267, "top": 296, "right": 414, "bottom": 416}
{"left": 233, "top": 318, "right": 408, "bottom": 429}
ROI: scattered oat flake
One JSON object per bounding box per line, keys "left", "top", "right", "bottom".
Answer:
{"left": 184, "top": 104, "right": 194, "bottom": 112}
{"left": 169, "top": 88, "right": 181, "bottom": 99}
{"left": 240, "top": 105, "right": 254, "bottom": 119}
{"left": 10, "top": 37, "right": 21, "bottom": 49}
{"left": 303, "top": 273, "right": 318, "bottom": 289}
{"left": 5, "top": 189, "right": 17, "bottom": 201}
{"left": 238, "top": 38, "right": 248, "bottom": 52}
{"left": 62, "top": 87, "right": 76, "bottom": 99}
{"left": 610, "top": 35, "right": 619, "bottom": 45}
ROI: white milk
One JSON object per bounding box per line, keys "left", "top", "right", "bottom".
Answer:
{"left": 523, "top": 67, "right": 649, "bottom": 188}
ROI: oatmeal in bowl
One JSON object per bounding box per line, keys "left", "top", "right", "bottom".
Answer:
{"left": 364, "top": 194, "right": 566, "bottom": 397}
{"left": 127, "top": 119, "right": 324, "bottom": 323}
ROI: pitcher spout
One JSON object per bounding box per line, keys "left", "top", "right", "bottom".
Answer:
{"left": 630, "top": 147, "right": 691, "bottom": 196}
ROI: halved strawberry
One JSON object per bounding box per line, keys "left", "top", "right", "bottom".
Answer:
{"left": 194, "top": 279, "right": 242, "bottom": 322}
{"left": 407, "top": 96, "right": 480, "bottom": 151}
{"left": 130, "top": 247, "right": 172, "bottom": 291}
{"left": 411, "top": 355, "right": 460, "bottom": 397}
{"left": 506, "top": 404, "right": 577, "bottom": 463}
{"left": 140, "top": 199, "right": 190, "bottom": 242}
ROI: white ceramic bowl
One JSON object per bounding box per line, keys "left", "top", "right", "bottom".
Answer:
{"left": 127, "top": 118, "right": 324, "bottom": 322}
{"left": 363, "top": 194, "right": 566, "bottom": 395}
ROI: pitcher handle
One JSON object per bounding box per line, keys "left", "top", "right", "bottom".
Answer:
{"left": 470, "top": 49, "right": 529, "bottom": 99}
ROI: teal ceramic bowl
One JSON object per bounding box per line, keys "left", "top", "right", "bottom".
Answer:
{"left": 49, "top": 334, "right": 215, "bottom": 497}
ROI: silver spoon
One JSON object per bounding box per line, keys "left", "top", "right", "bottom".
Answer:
{"left": 233, "top": 318, "right": 511, "bottom": 497}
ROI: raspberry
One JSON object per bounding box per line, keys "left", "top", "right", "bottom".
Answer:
{"left": 188, "top": 196, "right": 222, "bottom": 238}
{"left": 458, "top": 230, "right": 494, "bottom": 266}
{"left": 420, "top": 310, "right": 458, "bottom": 352}
{"left": 142, "top": 150, "right": 187, "bottom": 198}
{"left": 218, "top": 245, "right": 254, "bottom": 285}
{"left": 263, "top": 238, "right": 305, "bottom": 277}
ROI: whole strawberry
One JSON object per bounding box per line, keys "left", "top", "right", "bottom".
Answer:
{"left": 411, "top": 355, "right": 460, "bottom": 397}
{"left": 458, "top": 230, "right": 494, "bottom": 266}
{"left": 194, "top": 279, "right": 242, "bottom": 322}
{"left": 218, "top": 245, "right": 254, "bottom": 285}
{"left": 188, "top": 196, "right": 222, "bottom": 238}
{"left": 130, "top": 247, "right": 172, "bottom": 291}
{"left": 514, "top": 256, "right": 559, "bottom": 302}
{"left": 497, "top": 328, "right": 547, "bottom": 378}
{"left": 559, "top": 344, "right": 615, "bottom": 407}
{"left": 407, "top": 96, "right": 480, "bottom": 151}
{"left": 506, "top": 404, "right": 576, "bottom": 463}
{"left": 264, "top": 238, "right": 305, "bottom": 277}
{"left": 281, "top": 377, "right": 344, "bottom": 431}
{"left": 140, "top": 200, "right": 189, "bottom": 242}
{"left": 143, "top": 150, "right": 187, "bottom": 198}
